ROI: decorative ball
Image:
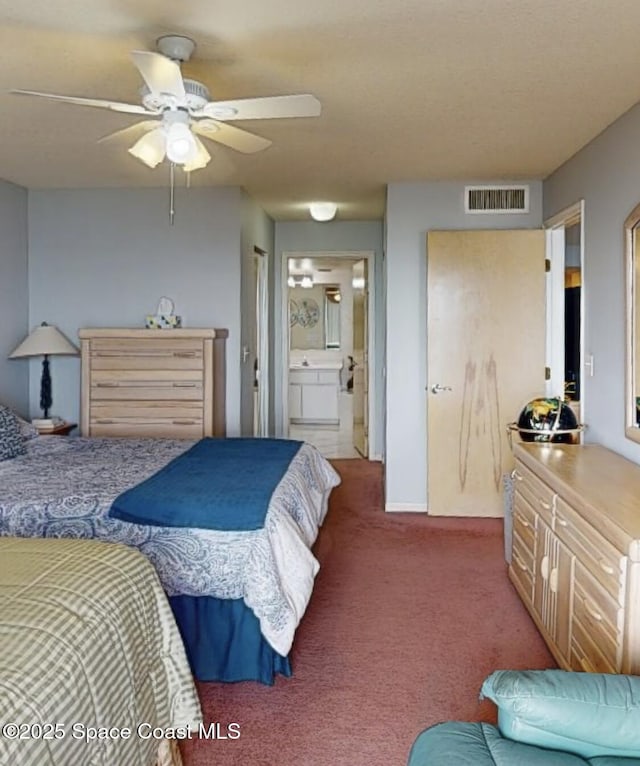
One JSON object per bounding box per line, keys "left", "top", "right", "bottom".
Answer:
{"left": 516, "top": 397, "right": 579, "bottom": 443}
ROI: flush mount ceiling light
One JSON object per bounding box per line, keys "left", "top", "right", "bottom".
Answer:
{"left": 309, "top": 202, "right": 337, "bottom": 222}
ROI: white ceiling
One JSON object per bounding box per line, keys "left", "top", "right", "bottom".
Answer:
{"left": 2, "top": 0, "right": 640, "bottom": 220}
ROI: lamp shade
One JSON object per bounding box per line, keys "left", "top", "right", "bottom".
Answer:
{"left": 9, "top": 323, "right": 79, "bottom": 358}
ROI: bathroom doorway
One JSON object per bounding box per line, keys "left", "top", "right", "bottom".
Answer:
{"left": 281, "top": 251, "right": 375, "bottom": 459}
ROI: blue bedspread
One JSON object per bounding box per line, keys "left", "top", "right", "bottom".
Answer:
{"left": 109, "top": 437, "right": 303, "bottom": 531}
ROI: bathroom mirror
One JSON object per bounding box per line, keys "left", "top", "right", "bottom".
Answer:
{"left": 288, "top": 283, "right": 341, "bottom": 350}
{"left": 625, "top": 202, "right": 640, "bottom": 442}
{"left": 324, "top": 286, "right": 341, "bottom": 349}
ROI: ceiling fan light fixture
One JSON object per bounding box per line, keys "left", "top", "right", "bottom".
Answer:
{"left": 128, "top": 128, "right": 166, "bottom": 168}
{"left": 183, "top": 135, "right": 211, "bottom": 172}
{"left": 309, "top": 202, "right": 337, "bottom": 222}
{"left": 165, "top": 121, "right": 198, "bottom": 164}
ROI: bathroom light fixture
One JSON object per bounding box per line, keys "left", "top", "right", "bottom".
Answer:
{"left": 300, "top": 275, "right": 314, "bottom": 288}
{"left": 287, "top": 275, "right": 296, "bottom": 288}
{"left": 309, "top": 202, "right": 337, "bottom": 222}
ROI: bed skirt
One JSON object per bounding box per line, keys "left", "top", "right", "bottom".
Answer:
{"left": 169, "top": 595, "right": 292, "bottom": 685}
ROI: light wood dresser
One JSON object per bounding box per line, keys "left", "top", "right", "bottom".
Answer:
{"left": 510, "top": 441, "right": 640, "bottom": 674}
{"left": 79, "top": 328, "right": 227, "bottom": 439}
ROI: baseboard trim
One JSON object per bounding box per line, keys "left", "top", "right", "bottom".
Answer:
{"left": 385, "top": 503, "right": 428, "bottom": 513}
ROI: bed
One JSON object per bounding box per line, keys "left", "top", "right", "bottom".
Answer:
{"left": 0, "top": 536, "right": 202, "bottom": 766}
{"left": 0, "top": 417, "right": 341, "bottom": 684}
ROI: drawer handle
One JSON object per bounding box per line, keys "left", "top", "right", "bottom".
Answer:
{"left": 172, "top": 419, "right": 196, "bottom": 425}
{"left": 598, "top": 559, "right": 615, "bottom": 576}
{"left": 549, "top": 567, "right": 558, "bottom": 594}
{"left": 540, "top": 555, "right": 549, "bottom": 580}
{"left": 583, "top": 597, "right": 603, "bottom": 622}
{"left": 96, "top": 419, "right": 115, "bottom": 424}
{"left": 514, "top": 512, "right": 530, "bottom": 529}
{"left": 556, "top": 515, "right": 568, "bottom": 528}
{"left": 513, "top": 470, "right": 523, "bottom": 482}
{"left": 513, "top": 552, "right": 528, "bottom": 572}
{"left": 539, "top": 500, "right": 551, "bottom": 510}
{"left": 173, "top": 382, "right": 198, "bottom": 388}
{"left": 95, "top": 382, "right": 119, "bottom": 387}
{"left": 173, "top": 352, "right": 197, "bottom": 358}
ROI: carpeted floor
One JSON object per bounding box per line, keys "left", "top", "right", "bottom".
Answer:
{"left": 180, "top": 459, "right": 554, "bottom": 766}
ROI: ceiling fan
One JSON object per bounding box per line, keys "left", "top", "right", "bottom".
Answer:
{"left": 11, "top": 35, "right": 322, "bottom": 172}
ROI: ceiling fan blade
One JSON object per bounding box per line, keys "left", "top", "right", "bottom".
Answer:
{"left": 201, "top": 94, "right": 321, "bottom": 121}
{"left": 98, "top": 120, "right": 160, "bottom": 144}
{"left": 128, "top": 127, "right": 166, "bottom": 168}
{"left": 130, "top": 51, "right": 186, "bottom": 101}
{"left": 192, "top": 119, "right": 272, "bottom": 154}
{"left": 10, "top": 89, "right": 153, "bottom": 115}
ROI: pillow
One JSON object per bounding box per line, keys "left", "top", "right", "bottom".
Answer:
{"left": 481, "top": 669, "right": 640, "bottom": 760}
{"left": 0, "top": 405, "right": 27, "bottom": 461}
{"left": 14, "top": 414, "right": 40, "bottom": 441}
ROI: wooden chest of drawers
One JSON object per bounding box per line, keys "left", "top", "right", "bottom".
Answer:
{"left": 79, "top": 328, "right": 227, "bottom": 439}
{"left": 510, "top": 442, "right": 640, "bottom": 674}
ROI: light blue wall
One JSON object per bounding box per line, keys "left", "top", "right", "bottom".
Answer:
{"left": 385, "top": 180, "right": 543, "bottom": 510}
{"left": 0, "top": 179, "right": 29, "bottom": 415}
{"left": 274, "top": 220, "right": 385, "bottom": 456}
{"left": 27, "top": 186, "right": 244, "bottom": 433}
{"left": 544, "top": 101, "right": 640, "bottom": 465}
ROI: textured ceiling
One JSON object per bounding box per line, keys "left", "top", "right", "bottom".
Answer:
{"left": 2, "top": 0, "right": 640, "bottom": 220}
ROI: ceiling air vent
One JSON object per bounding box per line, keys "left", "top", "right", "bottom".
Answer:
{"left": 465, "top": 185, "right": 530, "bottom": 214}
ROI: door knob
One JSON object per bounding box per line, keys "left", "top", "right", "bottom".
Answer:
{"left": 430, "top": 383, "right": 453, "bottom": 394}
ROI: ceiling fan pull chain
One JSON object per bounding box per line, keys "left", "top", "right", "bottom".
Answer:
{"left": 169, "top": 162, "right": 175, "bottom": 225}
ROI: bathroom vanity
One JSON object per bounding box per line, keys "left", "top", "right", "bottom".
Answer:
{"left": 288, "top": 362, "right": 342, "bottom": 425}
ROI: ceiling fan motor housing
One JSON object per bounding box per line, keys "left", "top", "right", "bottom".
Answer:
{"left": 141, "top": 79, "right": 211, "bottom": 113}
{"left": 156, "top": 35, "right": 196, "bottom": 62}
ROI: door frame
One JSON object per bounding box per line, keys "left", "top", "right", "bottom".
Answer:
{"left": 254, "top": 246, "right": 269, "bottom": 437}
{"left": 544, "top": 200, "right": 585, "bottom": 425}
{"left": 279, "top": 250, "right": 376, "bottom": 456}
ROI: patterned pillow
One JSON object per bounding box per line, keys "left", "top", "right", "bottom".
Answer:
{"left": 0, "top": 405, "right": 26, "bottom": 461}
{"left": 15, "top": 414, "right": 40, "bottom": 441}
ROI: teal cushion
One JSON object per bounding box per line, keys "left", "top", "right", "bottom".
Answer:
{"left": 407, "top": 722, "right": 593, "bottom": 765}
{"left": 481, "top": 670, "right": 640, "bottom": 760}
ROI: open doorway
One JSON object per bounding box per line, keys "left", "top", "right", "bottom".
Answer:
{"left": 281, "top": 251, "right": 375, "bottom": 459}
{"left": 545, "top": 201, "right": 584, "bottom": 426}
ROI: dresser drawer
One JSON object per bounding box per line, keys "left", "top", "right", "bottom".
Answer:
{"left": 510, "top": 532, "right": 534, "bottom": 601}
{"left": 513, "top": 461, "right": 555, "bottom": 524}
{"left": 91, "top": 353, "right": 203, "bottom": 371}
{"left": 573, "top": 562, "right": 622, "bottom": 671}
{"left": 513, "top": 493, "right": 537, "bottom": 557}
{"left": 570, "top": 616, "right": 616, "bottom": 674}
{"left": 90, "top": 383, "right": 203, "bottom": 401}
{"left": 90, "top": 338, "right": 204, "bottom": 355}
{"left": 90, "top": 418, "right": 203, "bottom": 439}
{"left": 554, "top": 497, "right": 626, "bottom": 602}
{"left": 91, "top": 402, "right": 203, "bottom": 420}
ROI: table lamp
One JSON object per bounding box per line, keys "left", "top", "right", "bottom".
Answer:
{"left": 9, "top": 322, "right": 79, "bottom": 425}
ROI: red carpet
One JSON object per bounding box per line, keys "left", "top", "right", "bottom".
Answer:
{"left": 180, "top": 459, "right": 554, "bottom": 766}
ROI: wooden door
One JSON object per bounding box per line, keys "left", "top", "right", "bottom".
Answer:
{"left": 426, "top": 230, "right": 545, "bottom": 516}
{"left": 352, "top": 259, "right": 369, "bottom": 456}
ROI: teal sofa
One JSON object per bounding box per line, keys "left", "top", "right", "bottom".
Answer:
{"left": 408, "top": 670, "right": 640, "bottom": 765}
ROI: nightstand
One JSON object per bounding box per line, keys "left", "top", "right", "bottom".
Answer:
{"left": 37, "top": 422, "right": 77, "bottom": 436}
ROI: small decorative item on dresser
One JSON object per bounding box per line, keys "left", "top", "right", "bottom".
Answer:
{"left": 145, "top": 296, "right": 182, "bottom": 329}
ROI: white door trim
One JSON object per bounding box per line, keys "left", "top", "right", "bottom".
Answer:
{"left": 255, "top": 249, "right": 269, "bottom": 437}
{"left": 280, "top": 250, "right": 377, "bottom": 458}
